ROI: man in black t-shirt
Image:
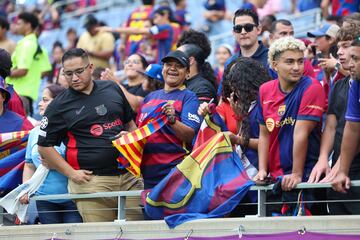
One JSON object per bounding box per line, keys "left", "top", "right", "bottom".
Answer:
{"left": 308, "top": 24, "right": 360, "bottom": 214}
{"left": 38, "top": 48, "right": 143, "bottom": 222}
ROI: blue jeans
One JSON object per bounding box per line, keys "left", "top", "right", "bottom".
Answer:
{"left": 36, "top": 200, "right": 83, "bottom": 224}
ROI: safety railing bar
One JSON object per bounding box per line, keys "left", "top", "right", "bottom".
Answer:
{"left": 32, "top": 190, "right": 143, "bottom": 201}
{"left": 250, "top": 180, "right": 360, "bottom": 191}
{"left": 13, "top": 180, "right": 360, "bottom": 201}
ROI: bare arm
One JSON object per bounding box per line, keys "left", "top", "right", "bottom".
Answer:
{"left": 282, "top": 120, "right": 317, "bottom": 191}
{"left": 169, "top": 120, "right": 196, "bottom": 144}
{"left": 118, "top": 84, "right": 144, "bottom": 112}
{"left": 308, "top": 114, "right": 336, "bottom": 183}
{"left": 10, "top": 69, "right": 28, "bottom": 78}
{"left": 124, "top": 120, "right": 137, "bottom": 132}
{"left": 101, "top": 68, "right": 144, "bottom": 112}
{"left": 22, "top": 163, "right": 36, "bottom": 183}
{"left": 332, "top": 121, "right": 360, "bottom": 193}
{"left": 19, "top": 163, "right": 36, "bottom": 204}
{"left": 254, "top": 124, "right": 269, "bottom": 180}
{"left": 339, "top": 122, "right": 360, "bottom": 174}
{"left": 321, "top": 0, "right": 330, "bottom": 18}
{"left": 98, "top": 26, "right": 151, "bottom": 36}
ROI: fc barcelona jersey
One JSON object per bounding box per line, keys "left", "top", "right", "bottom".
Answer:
{"left": 258, "top": 76, "right": 325, "bottom": 179}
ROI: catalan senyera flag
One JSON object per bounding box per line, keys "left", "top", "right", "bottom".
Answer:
{"left": 0, "top": 131, "right": 30, "bottom": 191}
{"left": 112, "top": 103, "right": 168, "bottom": 177}
{"left": 144, "top": 112, "right": 255, "bottom": 228}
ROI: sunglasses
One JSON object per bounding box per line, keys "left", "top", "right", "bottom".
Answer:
{"left": 233, "top": 24, "right": 257, "bottom": 33}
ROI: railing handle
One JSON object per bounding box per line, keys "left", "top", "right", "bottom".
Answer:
{"left": 117, "top": 196, "right": 126, "bottom": 220}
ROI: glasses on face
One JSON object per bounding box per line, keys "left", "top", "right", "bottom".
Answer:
{"left": 233, "top": 24, "right": 257, "bottom": 33}
{"left": 63, "top": 64, "right": 90, "bottom": 79}
{"left": 124, "top": 59, "right": 141, "bottom": 65}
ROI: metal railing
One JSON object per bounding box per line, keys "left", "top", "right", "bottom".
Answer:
{"left": 2, "top": 180, "right": 359, "bottom": 225}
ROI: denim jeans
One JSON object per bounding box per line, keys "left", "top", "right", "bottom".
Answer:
{"left": 36, "top": 200, "right": 83, "bottom": 224}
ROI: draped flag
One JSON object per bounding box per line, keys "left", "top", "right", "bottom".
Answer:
{"left": 144, "top": 112, "right": 255, "bottom": 228}
{"left": 0, "top": 131, "right": 30, "bottom": 192}
{"left": 113, "top": 102, "right": 168, "bottom": 177}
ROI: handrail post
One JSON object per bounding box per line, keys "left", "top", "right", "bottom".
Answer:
{"left": 117, "top": 195, "right": 126, "bottom": 220}
{"left": 0, "top": 206, "right": 3, "bottom": 225}
{"left": 257, "top": 189, "right": 266, "bottom": 217}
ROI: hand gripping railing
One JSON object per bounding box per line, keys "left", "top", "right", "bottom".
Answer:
{"left": 1, "top": 180, "right": 360, "bottom": 224}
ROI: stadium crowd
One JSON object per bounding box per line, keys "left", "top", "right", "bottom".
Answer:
{"left": 0, "top": 0, "right": 360, "bottom": 225}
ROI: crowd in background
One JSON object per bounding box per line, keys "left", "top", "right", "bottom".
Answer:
{"left": 0, "top": 0, "right": 360, "bottom": 225}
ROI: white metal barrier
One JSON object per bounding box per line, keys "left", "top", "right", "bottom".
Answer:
{"left": 2, "top": 180, "right": 360, "bottom": 225}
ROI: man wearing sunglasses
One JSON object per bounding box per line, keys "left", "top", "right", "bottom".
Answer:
{"left": 229, "top": 8, "right": 268, "bottom": 68}
{"left": 217, "top": 8, "right": 269, "bottom": 96}
{"left": 37, "top": 48, "right": 144, "bottom": 222}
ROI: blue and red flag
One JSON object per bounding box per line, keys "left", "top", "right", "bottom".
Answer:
{"left": 144, "top": 112, "right": 255, "bottom": 228}
{"left": 0, "top": 131, "right": 29, "bottom": 192}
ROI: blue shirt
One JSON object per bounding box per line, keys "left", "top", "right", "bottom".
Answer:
{"left": 25, "top": 126, "right": 69, "bottom": 203}
{"left": 244, "top": 103, "right": 260, "bottom": 168}
{"left": 0, "top": 109, "right": 31, "bottom": 133}
{"left": 345, "top": 79, "right": 360, "bottom": 122}
{"left": 217, "top": 41, "right": 269, "bottom": 96}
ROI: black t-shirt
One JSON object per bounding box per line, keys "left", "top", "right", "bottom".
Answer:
{"left": 185, "top": 74, "right": 217, "bottom": 103}
{"left": 38, "top": 80, "right": 134, "bottom": 175}
{"left": 328, "top": 76, "right": 360, "bottom": 174}
{"left": 123, "top": 83, "right": 149, "bottom": 97}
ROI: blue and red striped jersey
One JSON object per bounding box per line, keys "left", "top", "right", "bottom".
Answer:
{"left": 258, "top": 76, "right": 325, "bottom": 179}
{"left": 137, "top": 87, "right": 201, "bottom": 188}
{"left": 149, "top": 24, "right": 174, "bottom": 63}
{"left": 332, "top": 0, "right": 360, "bottom": 16}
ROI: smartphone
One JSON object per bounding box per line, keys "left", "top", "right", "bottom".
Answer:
{"left": 316, "top": 52, "right": 324, "bottom": 59}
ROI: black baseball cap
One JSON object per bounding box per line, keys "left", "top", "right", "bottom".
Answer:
{"left": 161, "top": 50, "right": 190, "bottom": 68}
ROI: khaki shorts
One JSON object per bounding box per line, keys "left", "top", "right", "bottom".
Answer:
{"left": 68, "top": 172, "right": 144, "bottom": 222}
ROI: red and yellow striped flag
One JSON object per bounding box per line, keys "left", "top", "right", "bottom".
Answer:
{"left": 112, "top": 103, "right": 168, "bottom": 177}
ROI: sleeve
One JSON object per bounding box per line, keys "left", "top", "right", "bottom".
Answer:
{"left": 345, "top": 80, "right": 360, "bottom": 122}
{"left": 149, "top": 25, "right": 171, "bottom": 40}
{"left": 39, "top": 48, "right": 52, "bottom": 73}
{"left": 115, "top": 82, "right": 135, "bottom": 124}
{"left": 37, "top": 102, "right": 68, "bottom": 147}
{"left": 327, "top": 80, "right": 340, "bottom": 115}
{"left": 257, "top": 93, "right": 265, "bottom": 125}
{"left": 297, "top": 82, "right": 325, "bottom": 121}
{"left": 76, "top": 34, "right": 86, "bottom": 49}
{"left": 180, "top": 92, "right": 201, "bottom": 131}
{"left": 194, "top": 82, "right": 216, "bottom": 103}
{"left": 16, "top": 40, "right": 37, "bottom": 69}
{"left": 25, "top": 129, "right": 35, "bottom": 164}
